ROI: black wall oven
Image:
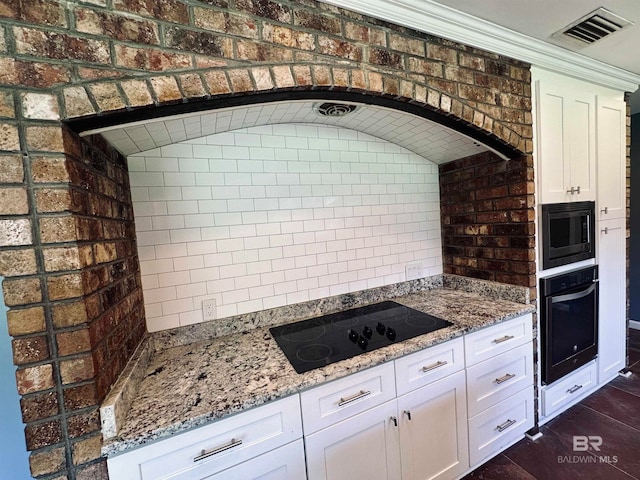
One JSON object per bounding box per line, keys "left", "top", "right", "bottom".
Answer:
{"left": 541, "top": 201, "right": 595, "bottom": 270}
{"left": 540, "top": 265, "right": 598, "bottom": 385}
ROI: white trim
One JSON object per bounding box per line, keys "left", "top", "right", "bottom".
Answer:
{"left": 319, "top": 0, "right": 640, "bottom": 92}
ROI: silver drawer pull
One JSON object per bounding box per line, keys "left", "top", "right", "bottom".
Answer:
{"left": 422, "top": 360, "right": 448, "bottom": 372}
{"left": 567, "top": 384, "right": 583, "bottom": 394}
{"left": 194, "top": 438, "right": 242, "bottom": 462}
{"left": 496, "top": 419, "right": 517, "bottom": 433}
{"left": 492, "top": 335, "right": 515, "bottom": 344}
{"left": 338, "top": 389, "right": 371, "bottom": 406}
{"left": 495, "top": 373, "right": 516, "bottom": 384}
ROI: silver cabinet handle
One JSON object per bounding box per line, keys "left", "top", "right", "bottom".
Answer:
{"left": 602, "top": 227, "right": 609, "bottom": 234}
{"left": 601, "top": 207, "right": 608, "bottom": 214}
{"left": 390, "top": 416, "right": 398, "bottom": 427}
{"left": 495, "top": 373, "right": 516, "bottom": 384}
{"left": 404, "top": 410, "right": 412, "bottom": 421}
{"left": 496, "top": 419, "right": 517, "bottom": 432}
{"left": 567, "top": 384, "right": 583, "bottom": 394}
{"left": 576, "top": 186, "right": 581, "bottom": 194}
{"left": 194, "top": 438, "right": 242, "bottom": 462}
{"left": 566, "top": 186, "right": 581, "bottom": 195}
{"left": 338, "top": 389, "right": 371, "bottom": 406}
{"left": 422, "top": 360, "right": 448, "bottom": 372}
{"left": 492, "top": 335, "right": 515, "bottom": 344}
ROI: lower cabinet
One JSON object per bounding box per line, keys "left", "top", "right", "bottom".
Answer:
{"left": 467, "top": 388, "right": 534, "bottom": 467}
{"left": 397, "top": 370, "right": 469, "bottom": 480}
{"left": 598, "top": 218, "right": 626, "bottom": 384}
{"left": 107, "top": 314, "right": 535, "bottom": 480}
{"left": 305, "top": 400, "right": 402, "bottom": 480}
{"left": 106, "top": 395, "right": 304, "bottom": 480}
{"left": 305, "top": 364, "right": 469, "bottom": 480}
{"left": 203, "top": 440, "right": 306, "bottom": 480}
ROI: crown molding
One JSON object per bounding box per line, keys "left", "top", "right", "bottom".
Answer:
{"left": 320, "top": 0, "right": 640, "bottom": 92}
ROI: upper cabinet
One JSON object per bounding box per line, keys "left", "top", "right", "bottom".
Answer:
{"left": 535, "top": 71, "right": 597, "bottom": 204}
{"left": 596, "top": 97, "right": 627, "bottom": 221}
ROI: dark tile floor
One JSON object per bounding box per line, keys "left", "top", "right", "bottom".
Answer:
{"left": 464, "top": 328, "right": 640, "bottom": 480}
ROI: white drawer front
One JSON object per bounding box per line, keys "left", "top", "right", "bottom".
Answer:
{"left": 468, "top": 387, "right": 534, "bottom": 468}
{"left": 107, "top": 395, "right": 302, "bottom": 480}
{"left": 194, "top": 439, "right": 307, "bottom": 480}
{"left": 394, "top": 337, "right": 464, "bottom": 396}
{"left": 300, "top": 362, "right": 396, "bottom": 435}
{"left": 542, "top": 361, "right": 597, "bottom": 418}
{"left": 466, "top": 343, "right": 534, "bottom": 417}
{"left": 464, "top": 313, "right": 532, "bottom": 367}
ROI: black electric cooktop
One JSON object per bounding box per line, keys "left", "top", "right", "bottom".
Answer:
{"left": 270, "top": 301, "right": 453, "bottom": 374}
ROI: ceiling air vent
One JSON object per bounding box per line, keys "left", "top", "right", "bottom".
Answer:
{"left": 314, "top": 102, "right": 358, "bottom": 117}
{"left": 552, "top": 7, "right": 633, "bottom": 48}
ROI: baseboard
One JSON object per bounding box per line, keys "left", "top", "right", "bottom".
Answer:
{"left": 630, "top": 320, "right": 640, "bottom": 330}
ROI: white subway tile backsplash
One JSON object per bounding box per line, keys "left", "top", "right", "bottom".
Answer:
{"left": 169, "top": 228, "right": 201, "bottom": 243}
{"left": 158, "top": 270, "right": 191, "bottom": 287}
{"left": 130, "top": 123, "right": 442, "bottom": 331}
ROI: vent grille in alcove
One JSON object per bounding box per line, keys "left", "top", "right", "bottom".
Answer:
{"left": 551, "top": 7, "right": 633, "bottom": 48}
{"left": 314, "top": 102, "right": 359, "bottom": 117}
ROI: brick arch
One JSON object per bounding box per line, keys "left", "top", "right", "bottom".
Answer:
{"left": 62, "top": 63, "right": 529, "bottom": 159}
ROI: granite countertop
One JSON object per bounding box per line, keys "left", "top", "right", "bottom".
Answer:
{"left": 102, "top": 282, "right": 535, "bottom": 457}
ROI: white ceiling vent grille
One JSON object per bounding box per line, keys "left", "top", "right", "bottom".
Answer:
{"left": 552, "top": 7, "right": 633, "bottom": 48}
{"left": 314, "top": 102, "right": 358, "bottom": 117}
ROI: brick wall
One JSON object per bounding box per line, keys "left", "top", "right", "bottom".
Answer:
{"left": 439, "top": 152, "right": 536, "bottom": 299}
{"left": 2, "top": 127, "right": 145, "bottom": 479}
{"left": 0, "top": 0, "right": 533, "bottom": 478}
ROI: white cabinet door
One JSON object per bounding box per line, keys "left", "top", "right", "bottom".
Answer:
{"left": 536, "top": 81, "right": 570, "bottom": 204}
{"left": 597, "top": 97, "right": 627, "bottom": 221}
{"left": 397, "top": 370, "right": 468, "bottom": 480}
{"left": 598, "top": 218, "right": 626, "bottom": 384}
{"left": 305, "top": 400, "right": 402, "bottom": 480}
{"left": 201, "top": 440, "right": 307, "bottom": 480}
{"left": 566, "top": 92, "right": 597, "bottom": 202}
{"left": 535, "top": 80, "right": 596, "bottom": 204}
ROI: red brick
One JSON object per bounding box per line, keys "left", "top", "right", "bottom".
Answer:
{"left": 115, "top": 44, "right": 192, "bottom": 71}
{"left": 113, "top": 0, "right": 189, "bottom": 24}
{"left": 12, "top": 336, "right": 49, "bottom": 365}
{"left": 14, "top": 28, "right": 111, "bottom": 64}
{"left": 25, "top": 419, "right": 62, "bottom": 450}
{"left": 20, "top": 391, "right": 59, "bottom": 423}
{"left": 75, "top": 8, "right": 159, "bottom": 44}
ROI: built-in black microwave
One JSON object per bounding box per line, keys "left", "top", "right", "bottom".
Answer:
{"left": 541, "top": 201, "right": 595, "bottom": 270}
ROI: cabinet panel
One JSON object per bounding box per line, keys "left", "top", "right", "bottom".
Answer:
{"left": 535, "top": 79, "right": 596, "bottom": 204}
{"left": 397, "top": 370, "right": 468, "bottom": 480}
{"left": 466, "top": 343, "right": 533, "bottom": 417}
{"left": 305, "top": 400, "right": 402, "bottom": 480}
{"left": 598, "top": 218, "right": 626, "bottom": 383}
{"left": 468, "top": 387, "right": 534, "bottom": 468}
{"left": 541, "top": 361, "right": 596, "bottom": 417}
{"left": 597, "top": 98, "right": 626, "bottom": 221}
{"left": 107, "top": 395, "right": 302, "bottom": 480}
{"left": 199, "top": 440, "right": 306, "bottom": 480}
{"left": 464, "top": 314, "right": 532, "bottom": 367}
{"left": 567, "top": 95, "right": 596, "bottom": 201}
{"left": 300, "top": 362, "right": 396, "bottom": 435}
{"left": 395, "top": 337, "right": 464, "bottom": 397}
{"left": 536, "top": 82, "right": 570, "bottom": 204}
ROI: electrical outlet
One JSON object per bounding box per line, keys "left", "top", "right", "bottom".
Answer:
{"left": 202, "top": 299, "right": 217, "bottom": 321}
{"left": 405, "top": 262, "right": 422, "bottom": 281}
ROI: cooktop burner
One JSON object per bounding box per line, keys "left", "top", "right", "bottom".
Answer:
{"left": 270, "top": 301, "right": 453, "bottom": 374}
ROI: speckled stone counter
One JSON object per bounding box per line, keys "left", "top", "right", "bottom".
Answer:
{"left": 102, "top": 277, "right": 534, "bottom": 457}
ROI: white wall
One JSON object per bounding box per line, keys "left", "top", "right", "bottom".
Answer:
{"left": 128, "top": 124, "right": 443, "bottom": 332}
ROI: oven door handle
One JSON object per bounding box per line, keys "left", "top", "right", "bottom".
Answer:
{"left": 550, "top": 282, "right": 597, "bottom": 304}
